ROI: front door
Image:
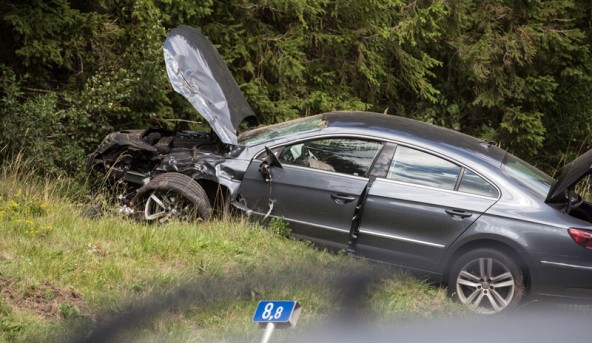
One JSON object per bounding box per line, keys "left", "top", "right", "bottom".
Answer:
{"left": 238, "top": 137, "right": 383, "bottom": 250}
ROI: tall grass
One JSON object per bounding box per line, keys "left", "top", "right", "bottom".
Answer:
{"left": 0, "top": 156, "right": 460, "bottom": 342}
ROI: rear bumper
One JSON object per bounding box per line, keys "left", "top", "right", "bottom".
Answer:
{"left": 531, "top": 255, "right": 592, "bottom": 300}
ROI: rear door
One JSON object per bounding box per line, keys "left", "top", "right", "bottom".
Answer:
{"left": 238, "top": 137, "right": 382, "bottom": 250}
{"left": 356, "top": 145, "right": 500, "bottom": 272}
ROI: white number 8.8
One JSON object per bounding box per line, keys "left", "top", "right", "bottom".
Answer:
{"left": 261, "top": 303, "right": 284, "bottom": 320}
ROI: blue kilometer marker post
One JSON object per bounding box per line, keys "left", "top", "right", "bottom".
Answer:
{"left": 253, "top": 300, "right": 301, "bottom": 343}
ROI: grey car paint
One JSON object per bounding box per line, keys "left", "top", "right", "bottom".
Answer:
{"left": 235, "top": 112, "right": 592, "bottom": 298}
{"left": 355, "top": 178, "right": 498, "bottom": 272}
{"left": 164, "top": 25, "right": 256, "bottom": 145}
{"left": 241, "top": 160, "right": 371, "bottom": 250}
{"left": 89, "top": 110, "right": 592, "bottom": 303}
{"left": 546, "top": 148, "right": 592, "bottom": 204}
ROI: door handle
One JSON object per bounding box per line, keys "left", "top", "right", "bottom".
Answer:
{"left": 445, "top": 208, "right": 472, "bottom": 219}
{"left": 330, "top": 193, "right": 356, "bottom": 204}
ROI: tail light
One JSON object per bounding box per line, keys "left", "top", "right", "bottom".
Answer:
{"left": 568, "top": 228, "right": 592, "bottom": 249}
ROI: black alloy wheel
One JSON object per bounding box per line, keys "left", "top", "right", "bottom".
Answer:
{"left": 133, "top": 173, "right": 211, "bottom": 222}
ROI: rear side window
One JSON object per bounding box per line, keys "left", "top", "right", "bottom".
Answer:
{"left": 459, "top": 170, "right": 499, "bottom": 198}
{"left": 387, "top": 146, "right": 460, "bottom": 190}
{"left": 386, "top": 145, "right": 499, "bottom": 198}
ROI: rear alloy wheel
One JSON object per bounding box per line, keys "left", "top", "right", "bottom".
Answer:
{"left": 448, "top": 248, "right": 524, "bottom": 314}
{"left": 133, "top": 173, "right": 211, "bottom": 222}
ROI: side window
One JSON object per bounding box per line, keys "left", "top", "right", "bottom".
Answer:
{"left": 387, "top": 146, "right": 460, "bottom": 190}
{"left": 459, "top": 170, "right": 499, "bottom": 198}
{"left": 278, "top": 138, "right": 382, "bottom": 177}
{"left": 255, "top": 146, "right": 282, "bottom": 161}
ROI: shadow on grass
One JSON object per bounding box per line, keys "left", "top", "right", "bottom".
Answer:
{"left": 63, "top": 267, "right": 385, "bottom": 343}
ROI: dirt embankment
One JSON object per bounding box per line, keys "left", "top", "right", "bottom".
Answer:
{"left": 0, "top": 276, "right": 87, "bottom": 319}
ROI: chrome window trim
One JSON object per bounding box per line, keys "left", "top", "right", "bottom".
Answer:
{"left": 255, "top": 133, "right": 385, "bottom": 158}
{"left": 255, "top": 134, "right": 383, "bottom": 178}
{"left": 373, "top": 177, "right": 499, "bottom": 201}
{"left": 252, "top": 132, "right": 502, "bottom": 200}
{"left": 384, "top": 143, "right": 501, "bottom": 200}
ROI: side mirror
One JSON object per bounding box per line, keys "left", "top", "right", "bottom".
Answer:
{"left": 259, "top": 147, "right": 283, "bottom": 182}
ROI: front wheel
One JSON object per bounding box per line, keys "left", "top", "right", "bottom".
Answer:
{"left": 133, "top": 173, "right": 212, "bottom": 222}
{"left": 448, "top": 248, "right": 524, "bottom": 314}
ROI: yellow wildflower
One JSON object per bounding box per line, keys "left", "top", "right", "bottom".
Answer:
{"left": 8, "top": 200, "right": 18, "bottom": 209}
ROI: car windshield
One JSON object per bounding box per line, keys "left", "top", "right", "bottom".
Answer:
{"left": 238, "top": 116, "right": 326, "bottom": 146}
{"left": 502, "top": 153, "right": 555, "bottom": 197}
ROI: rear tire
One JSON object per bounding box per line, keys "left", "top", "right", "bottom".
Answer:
{"left": 132, "top": 173, "right": 211, "bottom": 222}
{"left": 448, "top": 248, "right": 524, "bottom": 314}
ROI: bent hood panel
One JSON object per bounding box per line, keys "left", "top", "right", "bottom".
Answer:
{"left": 546, "top": 148, "right": 592, "bottom": 204}
{"left": 163, "top": 25, "right": 256, "bottom": 145}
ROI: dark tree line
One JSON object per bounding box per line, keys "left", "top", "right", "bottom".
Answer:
{"left": 1, "top": 0, "right": 591, "bottom": 175}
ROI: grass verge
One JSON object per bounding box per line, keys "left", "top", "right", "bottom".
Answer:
{"left": 0, "top": 164, "right": 462, "bottom": 342}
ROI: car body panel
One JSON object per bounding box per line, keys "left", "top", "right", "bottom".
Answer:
{"left": 164, "top": 25, "right": 256, "bottom": 145}
{"left": 537, "top": 257, "right": 592, "bottom": 299}
{"left": 356, "top": 178, "right": 498, "bottom": 272}
{"left": 546, "top": 148, "right": 592, "bottom": 204}
{"left": 441, "top": 212, "right": 592, "bottom": 296}
{"left": 239, "top": 161, "right": 368, "bottom": 250}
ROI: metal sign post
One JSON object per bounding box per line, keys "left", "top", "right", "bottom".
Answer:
{"left": 253, "top": 300, "right": 301, "bottom": 343}
{"left": 260, "top": 322, "right": 276, "bottom": 343}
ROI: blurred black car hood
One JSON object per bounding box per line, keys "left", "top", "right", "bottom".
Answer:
{"left": 163, "top": 25, "right": 256, "bottom": 145}
{"left": 546, "top": 148, "right": 592, "bottom": 204}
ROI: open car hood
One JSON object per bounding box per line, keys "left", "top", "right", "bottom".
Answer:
{"left": 546, "top": 149, "right": 592, "bottom": 204}
{"left": 163, "top": 25, "right": 256, "bottom": 145}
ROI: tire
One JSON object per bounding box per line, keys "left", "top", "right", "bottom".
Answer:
{"left": 132, "top": 173, "right": 212, "bottom": 222}
{"left": 448, "top": 248, "right": 524, "bottom": 314}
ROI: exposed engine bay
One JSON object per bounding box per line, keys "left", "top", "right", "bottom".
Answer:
{"left": 88, "top": 128, "right": 248, "bottom": 216}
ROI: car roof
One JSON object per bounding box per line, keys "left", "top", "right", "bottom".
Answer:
{"left": 321, "top": 111, "right": 506, "bottom": 170}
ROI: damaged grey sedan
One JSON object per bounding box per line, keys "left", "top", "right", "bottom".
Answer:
{"left": 88, "top": 25, "right": 592, "bottom": 313}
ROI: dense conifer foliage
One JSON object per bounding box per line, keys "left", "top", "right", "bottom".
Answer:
{"left": 1, "top": 0, "right": 591, "bottom": 174}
